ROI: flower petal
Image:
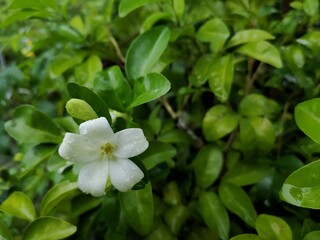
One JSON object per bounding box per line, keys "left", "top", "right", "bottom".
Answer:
{"left": 109, "top": 158, "right": 144, "bottom": 192}
{"left": 58, "top": 133, "right": 99, "bottom": 162}
{"left": 78, "top": 160, "right": 109, "bottom": 197}
{"left": 79, "top": 117, "right": 114, "bottom": 141}
{"left": 113, "top": 128, "right": 149, "bottom": 158}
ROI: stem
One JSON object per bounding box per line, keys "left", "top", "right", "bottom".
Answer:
{"left": 277, "top": 102, "right": 289, "bottom": 158}
{"left": 245, "top": 61, "right": 262, "bottom": 95}
{"left": 109, "top": 35, "right": 125, "bottom": 63}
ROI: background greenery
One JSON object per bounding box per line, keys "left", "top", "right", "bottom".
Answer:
{"left": 1, "top": 0, "right": 320, "bottom": 239}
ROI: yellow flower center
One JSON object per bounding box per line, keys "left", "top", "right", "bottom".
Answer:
{"left": 100, "top": 143, "right": 114, "bottom": 155}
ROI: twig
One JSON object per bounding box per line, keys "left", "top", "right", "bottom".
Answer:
{"left": 109, "top": 35, "right": 125, "bottom": 63}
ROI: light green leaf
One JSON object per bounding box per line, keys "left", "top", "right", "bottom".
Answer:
{"left": 208, "top": 54, "right": 234, "bottom": 102}
{"left": 236, "top": 41, "right": 283, "bottom": 68}
{"left": 119, "top": 0, "right": 161, "bottom": 17}
{"left": 173, "top": 0, "right": 185, "bottom": 20}
{"left": 119, "top": 182, "right": 154, "bottom": 235}
{"left": 164, "top": 204, "right": 189, "bottom": 234}
{"left": 9, "top": 0, "right": 56, "bottom": 10}
{"left": 280, "top": 159, "right": 320, "bottom": 209}
{"left": 198, "top": 191, "right": 229, "bottom": 240}
{"left": 49, "top": 52, "right": 85, "bottom": 78}
{"left": 226, "top": 29, "right": 275, "bottom": 48}
{"left": 189, "top": 54, "right": 217, "bottom": 86}
{"left": 202, "top": 105, "right": 238, "bottom": 141}
{"left": 239, "top": 94, "right": 280, "bottom": 118}
{"left": 196, "top": 18, "right": 230, "bottom": 52}
{"left": 40, "top": 181, "right": 78, "bottom": 216}
{"left": 94, "top": 66, "right": 132, "bottom": 112}
{"left": 230, "top": 234, "right": 262, "bottom": 240}
{"left": 219, "top": 181, "right": 257, "bottom": 227}
{"left": 126, "top": 26, "right": 171, "bottom": 80}
{"left": 297, "top": 31, "right": 320, "bottom": 53}
{"left": 304, "top": 231, "right": 320, "bottom": 240}
{"left": 75, "top": 55, "right": 102, "bottom": 85}
{"left": 140, "top": 141, "right": 176, "bottom": 170}
{"left": 303, "top": 0, "right": 319, "bottom": 16}
{"left": 295, "top": 98, "right": 320, "bottom": 144}
{"left": 193, "top": 145, "right": 223, "bottom": 188}
{"left": 5, "top": 105, "right": 62, "bottom": 145}
{"left": 22, "top": 217, "right": 77, "bottom": 240}
{"left": 1, "top": 9, "right": 48, "bottom": 28}
{"left": 67, "top": 82, "right": 112, "bottom": 123}
{"left": 141, "top": 12, "right": 172, "bottom": 32}
{"left": 129, "top": 73, "right": 171, "bottom": 108}
{"left": 281, "top": 45, "right": 305, "bottom": 69}
{"left": 256, "top": 214, "right": 292, "bottom": 240}
{"left": 0, "top": 192, "right": 36, "bottom": 222}
{"left": 0, "top": 219, "right": 12, "bottom": 240}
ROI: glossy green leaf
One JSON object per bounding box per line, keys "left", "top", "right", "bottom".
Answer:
{"left": 193, "top": 145, "right": 223, "bottom": 188}
{"left": 189, "top": 54, "right": 217, "bottom": 86}
{"left": 304, "top": 231, "right": 320, "bottom": 240}
{"left": 140, "top": 141, "right": 176, "bottom": 170}
{"left": 219, "top": 181, "right": 257, "bottom": 227}
{"left": 67, "top": 82, "right": 111, "bottom": 123}
{"left": 49, "top": 52, "right": 85, "bottom": 78}
{"left": 5, "top": 105, "right": 62, "bottom": 145}
{"left": 208, "top": 54, "right": 234, "bottom": 102}
{"left": 126, "top": 26, "right": 171, "bottom": 80}
{"left": 297, "top": 31, "right": 320, "bottom": 53}
{"left": 173, "top": 0, "right": 185, "bottom": 20}
{"left": 119, "top": 0, "right": 160, "bottom": 17}
{"left": 164, "top": 204, "right": 189, "bottom": 234}
{"left": 40, "top": 181, "right": 78, "bottom": 216}
{"left": 256, "top": 214, "right": 292, "bottom": 240}
{"left": 236, "top": 41, "right": 283, "bottom": 68}
{"left": 141, "top": 12, "right": 172, "bottom": 32}
{"left": 70, "top": 195, "right": 102, "bottom": 218}
{"left": 19, "top": 145, "right": 57, "bottom": 178}
{"left": 280, "top": 159, "right": 320, "bottom": 209}
{"left": 119, "top": 182, "right": 154, "bottom": 235}
{"left": 295, "top": 98, "right": 320, "bottom": 144}
{"left": 94, "top": 66, "right": 132, "bottom": 112}
{"left": 0, "top": 219, "right": 12, "bottom": 240}
{"left": 226, "top": 29, "right": 275, "bottom": 48}
{"left": 74, "top": 55, "right": 102, "bottom": 85}
{"left": 239, "top": 94, "right": 280, "bottom": 118}
{"left": 0, "top": 192, "right": 36, "bottom": 222}
{"left": 23, "top": 217, "right": 77, "bottom": 240}
{"left": 281, "top": 45, "right": 305, "bottom": 69}
{"left": 202, "top": 105, "right": 238, "bottom": 141}
{"left": 198, "top": 191, "right": 229, "bottom": 240}
{"left": 230, "top": 234, "right": 262, "bottom": 240}
{"left": 129, "top": 73, "right": 171, "bottom": 108}
{"left": 303, "top": 0, "right": 319, "bottom": 16}
{"left": 196, "top": 18, "right": 230, "bottom": 52}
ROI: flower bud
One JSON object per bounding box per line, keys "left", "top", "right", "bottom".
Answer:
{"left": 66, "top": 98, "right": 98, "bottom": 120}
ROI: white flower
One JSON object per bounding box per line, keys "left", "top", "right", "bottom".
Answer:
{"left": 58, "top": 117, "right": 149, "bottom": 197}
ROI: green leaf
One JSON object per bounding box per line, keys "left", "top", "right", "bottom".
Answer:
{"left": 22, "top": 217, "right": 77, "bottom": 240}
{"left": 297, "top": 31, "right": 320, "bottom": 53}
{"left": 295, "top": 98, "right": 320, "bottom": 144}
{"left": 126, "top": 26, "right": 171, "bottom": 80}
{"left": 230, "top": 234, "right": 262, "bottom": 240}
{"left": 196, "top": 18, "right": 230, "bottom": 52}
{"left": 129, "top": 73, "right": 171, "bottom": 108}
{"left": 198, "top": 191, "right": 229, "bottom": 240}
{"left": 141, "top": 12, "right": 172, "bottom": 32}
{"left": 281, "top": 45, "right": 305, "bottom": 69}
{"left": 0, "top": 192, "right": 36, "bottom": 222}
{"left": 304, "top": 231, "right": 320, "bottom": 240}
{"left": 202, "top": 105, "right": 238, "bottom": 141}
{"left": 239, "top": 94, "right": 280, "bottom": 118}
{"left": 49, "top": 52, "right": 85, "bottom": 78}
{"left": 226, "top": 29, "right": 275, "bottom": 48}
{"left": 40, "top": 181, "right": 78, "bottom": 216}
{"left": 219, "top": 181, "right": 257, "bottom": 227}
{"left": 94, "top": 66, "right": 132, "bottom": 112}
{"left": 0, "top": 219, "right": 12, "bottom": 240}
{"left": 5, "top": 105, "right": 62, "bottom": 145}
{"left": 193, "top": 145, "right": 223, "bottom": 188}
{"left": 119, "top": 0, "right": 161, "bottom": 17}
{"left": 74, "top": 55, "right": 102, "bottom": 85}
{"left": 1, "top": 9, "right": 48, "bottom": 28}
{"left": 9, "top": 0, "right": 56, "bottom": 10}
{"left": 255, "top": 214, "right": 292, "bottom": 240}
{"left": 119, "top": 182, "right": 154, "bottom": 235}
{"left": 19, "top": 145, "right": 57, "bottom": 178}
{"left": 140, "top": 141, "right": 176, "bottom": 170}
{"left": 189, "top": 54, "right": 217, "bottom": 86}
{"left": 208, "top": 54, "right": 234, "bottom": 102}
{"left": 280, "top": 159, "right": 320, "bottom": 209}
{"left": 67, "top": 82, "right": 112, "bottom": 123}
{"left": 173, "top": 0, "right": 185, "bottom": 20}
{"left": 236, "top": 41, "right": 283, "bottom": 68}
{"left": 303, "top": 0, "right": 319, "bottom": 16}
{"left": 70, "top": 195, "right": 102, "bottom": 218}
{"left": 164, "top": 204, "right": 189, "bottom": 234}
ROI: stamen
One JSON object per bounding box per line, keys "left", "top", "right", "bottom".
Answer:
{"left": 100, "top": 143, "right": 114, "bottom": 155}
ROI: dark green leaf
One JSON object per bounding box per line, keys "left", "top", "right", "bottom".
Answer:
{"left": 297, "top": 31, "right": 320, "bottom": 53}
{"left": 23, "top": 217, "right": 77, "bottom": 240}
{"left": 126, "top": 26, "right": 171, "bottom": 80}
{"left": 0, "top": 191, "right": 36, "bottom": 222}
{"left": 164, "top": 204, "right": 189, "bottom": 234}
{"left": 0, "top": 219, "right": 12, "bottom": 240}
